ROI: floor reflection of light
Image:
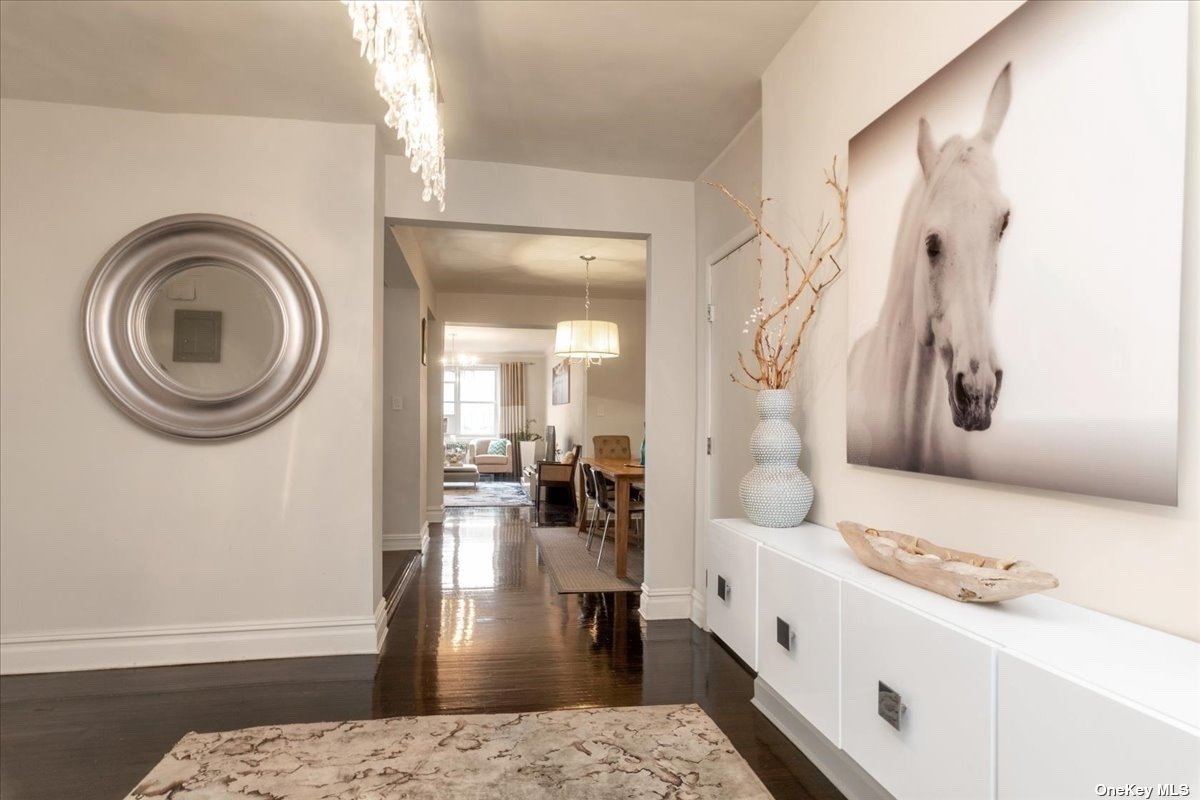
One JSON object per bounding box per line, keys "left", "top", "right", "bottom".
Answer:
{"left": 440, "top": 594, "right": 476, "bottom": 649}
{"left": 441, "top": 520, "right": 496, "bottom": 590}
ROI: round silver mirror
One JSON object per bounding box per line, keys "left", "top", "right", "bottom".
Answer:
{"left": 82, "top": 214, "right": 327, "bottom": 438}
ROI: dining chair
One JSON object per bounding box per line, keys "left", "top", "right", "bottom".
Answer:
{"left": 592, "top": 435, "right": 632, "bottom": 460}
{"left": 579, "top": 461, "right": 600, "bottom": 539}
{"left": 588, "top": 466, "right": 645, "bottom": 569}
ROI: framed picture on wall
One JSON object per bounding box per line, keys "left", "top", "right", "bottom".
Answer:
{"left": 552, "top": 360, "right": 570, "bottom": 405}
{"left": 420, "top": 317, "right": 427, "bottom": 366}
{"left": 846, "top": 0, "right": 1186, "bottom": 505}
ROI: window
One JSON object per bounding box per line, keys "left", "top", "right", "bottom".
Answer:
{"left": 443, "top": 366, "right": 498, "bottom": 438}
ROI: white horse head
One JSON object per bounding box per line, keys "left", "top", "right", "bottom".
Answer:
{"left": 912, "top": 63, "right": 1013, "bottom": 432}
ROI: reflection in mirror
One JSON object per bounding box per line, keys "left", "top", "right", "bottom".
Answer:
{"left": 145, "top": 265, "right": 283, "bottom": 396}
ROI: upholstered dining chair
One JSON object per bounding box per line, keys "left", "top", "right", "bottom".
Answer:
{"left": 592, "top": 435, "right": 632, "bottom": 460}
{"left": 591, "top": 434, "right": 643, "bottom": 503}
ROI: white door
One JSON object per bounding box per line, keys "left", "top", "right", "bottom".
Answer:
{"left": 707, "top": 234, "right": 760, "bottom": 520}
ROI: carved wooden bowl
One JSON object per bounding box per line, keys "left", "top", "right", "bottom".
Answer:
{"left": 837, "top": 521, "right": 1059, "bottom": 603}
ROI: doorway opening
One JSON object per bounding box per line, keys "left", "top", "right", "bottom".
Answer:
{"left": 383, "top": 220, "right": 648, "bottom": 590}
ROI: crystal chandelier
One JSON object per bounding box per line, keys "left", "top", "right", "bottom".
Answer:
{"left": 554, "top": 256, "right": 620, "bottom": 365}
{"left": 440, "top": 333, "right": 478, "bottom": 367}
{"left": 344, "top": 0, "right": 446, "bottom": 211}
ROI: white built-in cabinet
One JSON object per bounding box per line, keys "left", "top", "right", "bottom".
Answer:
{"left": 706, "top": 518, "right": 1200, "bottom": 800}
{"left": 704, "top": 522, "right": 759, "bottom": 671}
{"left": 756, "top": 546, "right": 841, "bottom": 745}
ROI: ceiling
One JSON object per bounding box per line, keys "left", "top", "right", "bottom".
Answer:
{"left": 0, "top": 0, "right": 816, "bottom": 179}
{"left": 444, "top": 325, "right": 554, "bottom": 356}
{"left": 397, "top": 225, "right": 646, "bottom": 299}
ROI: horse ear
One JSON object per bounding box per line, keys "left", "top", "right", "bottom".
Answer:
{"left": 980, "top": 62, "right": 1012, "bottom": 144}
{"left": 917, "top": 118, "right": 937, "bottom": 179}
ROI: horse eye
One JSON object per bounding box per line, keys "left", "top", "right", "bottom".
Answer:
{"left": 999, "top": 210, "right": 1010, "bottom": 238}
{"left": 925, "top": 233, "right": 942, "bottom": 261}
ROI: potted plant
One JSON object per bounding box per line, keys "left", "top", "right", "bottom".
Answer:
{"left": 516, "top": 419, "right": 543, "bottom": 470}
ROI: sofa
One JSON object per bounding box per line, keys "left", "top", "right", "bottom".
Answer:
{"left": 467, "top": 438, "right": 513, "bottom": 476}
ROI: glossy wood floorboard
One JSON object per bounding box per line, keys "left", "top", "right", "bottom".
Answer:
{"left": 0, "top": 506, "right": 844, "bottom": 800}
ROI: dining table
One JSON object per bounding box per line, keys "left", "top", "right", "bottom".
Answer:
{"left": 577, "top": 456, "right": 644, "bottom": 579}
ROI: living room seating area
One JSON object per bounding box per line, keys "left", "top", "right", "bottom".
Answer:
{"left": 456, "top": 437, "right": 512, "bottom": 480}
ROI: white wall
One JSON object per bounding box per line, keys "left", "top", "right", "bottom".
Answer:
{"left": 696, "top": 113, "right": 764, "bottom": 267}
{"left": 547, "top": 358, "right": 587, "bottom": 458}
{"left": 425, "top": 310, "right": 444, "bottom": 521}
{"left": 0, "top": 100, "right": 383, "bottom": 672}
{"left": 761, "top": 0, "right": 1198, "bottom": 640}
{"left": 435, "top": 292, "right": 647, "bottom": 458}
{"left": 382, "top": 284, "right": 423, "bottom": 547}
{"left": 372, "top": 130, "right": 385, "bottom": 605}
{"left": 521, "top": 355, "right": 548, "bottom": 447}
{"left": 389, "top": 226, "right": 440, "bottom": 535}
{"left": 390, "top": 160, "right": 695, "bottom": 619}
{"left": 693, "top": 113, "right": 763, "bottom": 622}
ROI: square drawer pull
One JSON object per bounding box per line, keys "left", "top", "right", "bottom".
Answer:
{"left": 776, "top": 617, "right": 796, "bottom": 651}
{"left": 878, "top": 681, "right": 907, "bottom": 730}
{"left": 717, "top": 574, "right": 731, "bottom": 602}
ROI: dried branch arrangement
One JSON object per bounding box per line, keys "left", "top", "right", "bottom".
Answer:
{"left": 706, "top": 158, "right": 848, "bottom": 390}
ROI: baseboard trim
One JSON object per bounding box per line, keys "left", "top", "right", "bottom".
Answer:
{"left": 426, "top": 505, "right": 444, "bottom": 524}
{"left": 384, "top": 551, "right": 421, "bottom": 623}
{"left": 638, "top": 585, "right": 694, "bottom": 621}
{"left": 383, "top": 522, "right": 429, "bottom": 552}
{"left": 0, "top": 612, "right": 383, "bottom": 675}
{"left": 373, "top": 598, "right": 388, "bottom": 652}
{"left": 689, "top": 587, "right": 706, "bottom": 629}
{"left": 752, "top": 677, "right": 895, "bottom": 800}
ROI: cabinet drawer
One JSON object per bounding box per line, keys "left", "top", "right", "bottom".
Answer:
{"left": 998, "top": 652, "right": 1200, "bottom": 800}
{"left": 757, "top": 546, "right": 841, "bottom": 745}
{"left": 706, "top": 521, "right": 758, "bottom": 669}
{"left": 841, "top": 583, "right": 994, "bottom": 800}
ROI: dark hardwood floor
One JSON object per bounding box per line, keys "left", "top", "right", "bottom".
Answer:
{"left": 382, "top": 549, "right": 418, "bottom": 598}
{"left": 0, "top": 506, "right": 843, "bottom": 800}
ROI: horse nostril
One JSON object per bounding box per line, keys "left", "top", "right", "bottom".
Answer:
{"left": 954, "top": 371, "right": 969, "bottom": 410}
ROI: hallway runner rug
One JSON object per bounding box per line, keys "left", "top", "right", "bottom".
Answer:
{"left": 126, "top": 703, "right": 770, "bottom": 799}
{"left": 444, "top": 480, "right": 533, "bottom": 508}
{"left": 534, "top": 526, "right": 643, "bottom": 593}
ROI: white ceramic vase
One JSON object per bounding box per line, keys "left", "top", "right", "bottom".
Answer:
{"left": 738, "top": 389, "right": 814, "bottom": 528}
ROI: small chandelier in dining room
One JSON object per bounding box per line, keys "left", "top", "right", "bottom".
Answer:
{"left": 555, "top": 256, "right": 620, "bottom": 365}
{"left": 343, "top": 0, "right": 446, "bottom": 211}
{"left": 440, "top": 333, "right": 478, "bottom": 367}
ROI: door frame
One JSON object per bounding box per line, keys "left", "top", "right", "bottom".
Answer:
{"left": 693, "top": 224, "right": 757, "bottom": 629}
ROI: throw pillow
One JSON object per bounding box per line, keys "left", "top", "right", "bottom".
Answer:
{"left": 487, "top": 439, "right": 509, "bottom": 455}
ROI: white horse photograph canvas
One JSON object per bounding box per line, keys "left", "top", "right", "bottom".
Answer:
{"left": 847, "top": 0, "right": 1187, "bottom": 505}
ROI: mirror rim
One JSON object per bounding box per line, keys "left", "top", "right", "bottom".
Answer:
{"left": 82, "top": 214, "right": 328, "bottom": 439}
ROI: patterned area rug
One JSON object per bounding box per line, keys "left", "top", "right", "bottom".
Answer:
{"left": 534, "top": 526, "right": 643, "bottom": 593}
{"left": 444, "top": 480, "right": 533, "bottom": 508}
{"left": 126, "top": 704, "right": 769, "bottom": 799}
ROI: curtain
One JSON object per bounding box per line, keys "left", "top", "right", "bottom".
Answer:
{"left": 499, "top": 362, "right": 527, "bottom": 477}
